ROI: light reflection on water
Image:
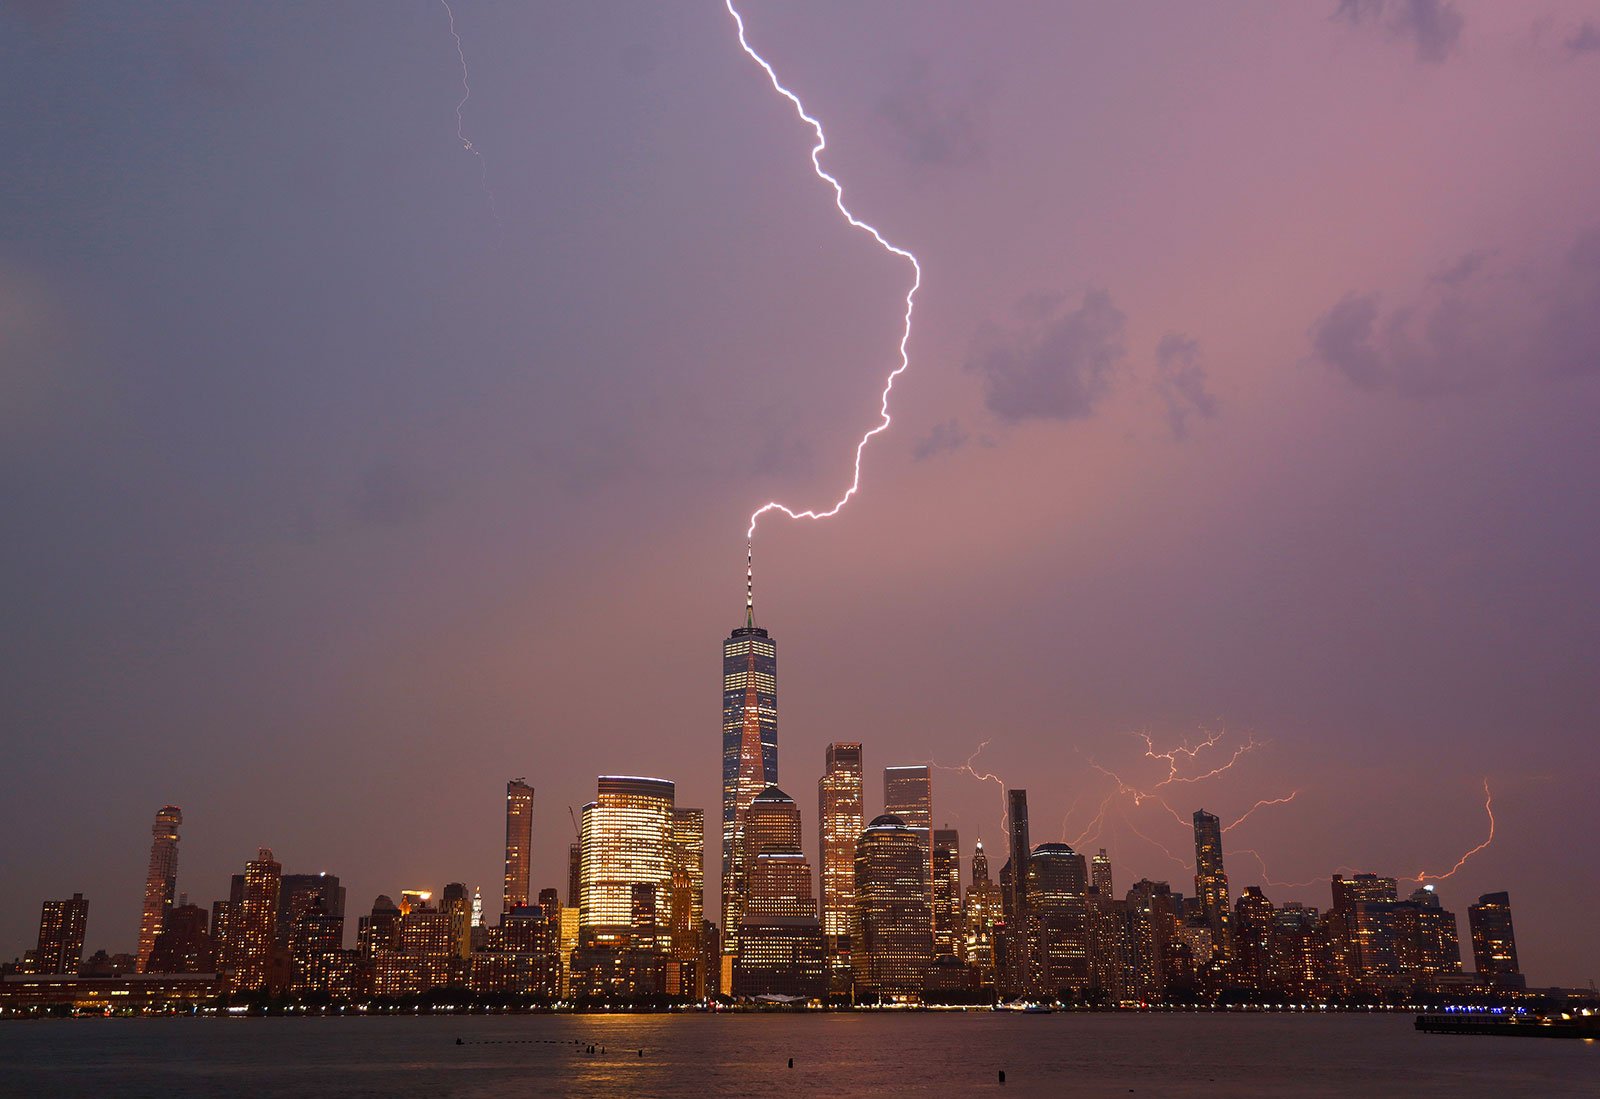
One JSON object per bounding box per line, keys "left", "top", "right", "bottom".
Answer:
{"left": 1, "top": 1012, "right": 1593, "bottom": 1098}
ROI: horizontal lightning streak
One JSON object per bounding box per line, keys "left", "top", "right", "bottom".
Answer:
{"left": 724, "top": 1, "right": 923, "bottom": 542}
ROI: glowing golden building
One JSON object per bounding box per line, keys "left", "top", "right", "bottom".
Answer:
{"left": 503, "top": 779, "right": 534, "bottom": 918}
{"left": 579, "top": 776, "right": 675, "bottom": 948}
{"left": 852, "top": 814, "right": 932, "bottom": 1000}
{"left": 226, "top": 848, "right": 281, "bottom": 993}
{"left": 819, "top": 742, "right": 864, "bottom": 992}
{"left": 137, "top": 806, "right": 182, "bottom": 973}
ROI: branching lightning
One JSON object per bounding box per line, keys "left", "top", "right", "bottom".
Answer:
{"left": 929, "top": 738, "right": 1011, "bottom": 830}
{"left": 440, "top": 0, "right": 502, "bottom": 229}
{"left": 724, "top": 1, "right": 923, "bottom": 553}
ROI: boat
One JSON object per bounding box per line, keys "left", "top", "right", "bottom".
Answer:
{"left": 1416, "top": 1011, "right": 1600, "bottom": 1039}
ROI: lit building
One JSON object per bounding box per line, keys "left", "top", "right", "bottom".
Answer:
{"left": 1025, "top": 843, "right": 1089, "bottom": 998}
{"left": 1092, "top": 849, "right": 1113, "bottom": 897}
{"left": 1331, "top": 873, "right": 1399, "bottom": 987}
{"left": 441, "top": 881, "right": 472, "bottom": 959}
{"left": 852, "top": 814, "right": 932, "bottom": 1000}
{"left": 1468, "top": 891, "right": 1522, "bottom": 986}
{"left": 932, "top": 828, "right": 961, "bottom": 958}
{"left": 276, "top": 874, "right": 344, "bottom": 951}
{"left": 721, "top": 594, "right": 778, "bottom": 958}
{"left": 669, "top": 808, "right": 707, "bottom": 998}
{"left": 818, "top": 742, "right": 864, "bottom": 993}
{"left": 1192, "top": 809, "right": 1231, "bottom": 958}
{"left": 357, "top": 895, "right": 401, "bottom": 958}
{"left": 226, "top": 848, "right": 282, "bottom": 994}
{"left": 735, "top": 787, "right": 825, "bottom": 1000}
{"left": 1125, "top": 879, "right": 1176, "bottom": 1000}
{"left": 146, "top": 901, "right": 214, "bottom": 974}
{"left": 34, "top": 894, "right": 89, "bottom": 975}
{"left": 472, "top": 903, "right": 557, "bottom": 998}
{"left": 735, "top": 849, "right": 827, "bottom": 999}
{"left": 1394, "top": 885, "right": 1462, "bottom": 984}
{"left": 504, "top": 779, "right": 535, "bottom": 917}
{"left": 1001, "top": 788, "right": 1031, "bottom": 998}
{"left": 579, "top": 776, "right": 675, "bottom": 950}
{"left": 884, "top": 765, "right": 933, "bottom": 911}
{"left": 557, "top": 906, "right": 579, "bottom": 998}
{"left": 963, "top": 840, "right": 1002, "bottom": 987}
{"left": 137, "top": 806, "right": 182, "bottom": 973}
{"left": 372, "top": 897, "right": 461, "bottom": 996}
{"left": 671, "top": 808, "right": 706, "bottom": 928}
{"left": 289, "top": 896, "right": 347, "bottom": 996}
{"left": 1232, "top": 886, "right": 1276, "bottom": 992}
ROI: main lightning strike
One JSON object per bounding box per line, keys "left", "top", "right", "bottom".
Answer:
{"left": 1413, "top": 778, "right": 1495, "bottom": 882}
{"left": 929, "top": 739, "right": 1011, "bottom": 830}
{"left": 723, "top": 1, "right": 923, "bottom": 553}
{"left": 440, "top": 0, "right": 501, "bottom": 229}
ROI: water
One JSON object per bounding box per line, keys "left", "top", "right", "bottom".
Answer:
{"left": 0, "top": 1012, "right": 1594, "bottom": 1098}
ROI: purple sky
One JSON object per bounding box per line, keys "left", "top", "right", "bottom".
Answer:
{"left": 3, "top": 1, "right": 1597, "bottom": 984}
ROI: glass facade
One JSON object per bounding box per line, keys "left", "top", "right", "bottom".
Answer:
{"left": 1191, "top": 809, "right": 1231, "bottom": 955}
{"left": 137, "top": 805, "right": 182, "bottom": 973}
{"left": 503, "top": 779, "right": 534, "bottom": 917}
{"left": 853, "top": 814, "right": 932, "bottom": 998}
{"left": 579, "top": 776, "right": 675, "bottom": 947}
{"left": 721, "top": 622, "right": 777, "bottom": 949}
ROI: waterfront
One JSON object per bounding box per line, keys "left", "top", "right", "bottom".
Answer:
{"left": 1, "top": 1013, "right": 1593, "bottom": 1098}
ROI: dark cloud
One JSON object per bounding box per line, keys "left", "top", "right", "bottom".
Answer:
{"left": 1432, "top": 249, "right": 1494, "bottom": 287}
{"left": 877, "top": 59, "right": 991, "bottom": 169}
{"left": 1335, "top": 0, "right": 1464, "bottom": 63}
{"left": 912, "top": 418, "right": 968, "bottom": 461}
{"left": 968, "top": 290, "right": 1126, "bottom": 423}
{"left": 1154, "top": 334, "right": 1220, "bottom": 439}
{"left": 1568, "top": 21, "right": 1600, "bottom": 54}
{"left": 1311, "top": 229, "right": 1600, "bottom": 394}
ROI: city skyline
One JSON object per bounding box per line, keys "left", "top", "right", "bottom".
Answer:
{"left": 3, "top": 0, "right": 1597, "bottom": 993}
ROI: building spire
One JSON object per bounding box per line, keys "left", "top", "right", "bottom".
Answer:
{"left": 745, "top": 539, "right": 755, "bottom": 627}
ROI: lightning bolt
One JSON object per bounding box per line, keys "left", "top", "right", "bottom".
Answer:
{"left": 1413, "top": 778, "right": 1495, "bottom": 882}
{"left": 440, "top": 0, "right": 502, "bottom": 229}
{"left": 929, "top": 738, "right": 1011, "bottom": 830}
{"left": 1221, "top": 791, "right": 1299, "bottom": 833}
{"left": 724, "top": 1, "right": 923, "bottom": 549}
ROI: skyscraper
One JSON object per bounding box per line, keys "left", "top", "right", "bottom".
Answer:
{"left": 735, "top": 788, "right": 826, "bottom": 999}
{"left": 227, "top": 848, "right": 282, "bottom": 993}
{"left": 671, "top": 808, "right": 706, "bottom": 929}
{"left": 137, "top": 805, "right": 182, "bottom": 972}
{"left": 1002, "top": 788, "right": 1031, "bottom": 996}
{"left": 932, "top": 828, "right": 961, "bottom": 958}
{"left": 963, "top": 839, "right": 1002, "bottom": 987}
{"left": 1192, "top": 809, "right": 1232, "bottom": 956}
{"left": 578, "top": 776, "right": 675, "bottom": 948}
{"left": 884, "top": 766, "right": 932, "bottom": 832}
{"left": 1092, "top": 849, "right": 1113, "bottom": 897}
{"left": 853, "top": 814, "right": 933, "bottom": 1000}
{"left": 504, "top": 779, "right": 534, "bottom": 917}
{"left": 818, "top": 742, "right": 864, "bottom": 992}
{"left": 35, "top": 894, "right": 89, "bottom": 974}
{"left": 721, "top": 592, "right": 777, "bottom": 950}
{"left": 1468, "top": 891, "right": 1521, "bottom": 985}
{"left": 1025, "top": 843, "right": 1090, "bottom": 998}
